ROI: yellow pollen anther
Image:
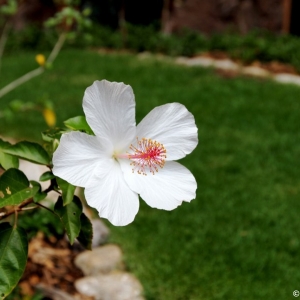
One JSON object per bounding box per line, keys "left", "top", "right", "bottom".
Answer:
{"left": 127, "top": 137, "right": 166, "bottom": 175}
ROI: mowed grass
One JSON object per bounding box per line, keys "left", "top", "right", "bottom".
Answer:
{"left": 1, "top": 49, "right": 300, "bottom": 299}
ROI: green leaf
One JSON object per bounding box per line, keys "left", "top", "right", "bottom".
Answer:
{"left": 0, "top": 139, "right": 19, "bottom": 170}
{"left": 77, "top": 213, "right": 93, "bottom": 250}
{"left": 54, "top": 196, "right": 82, "bottom": 244}
{"left": 41, "top": 127, "right": 65, "bottom": 143}
{"left": 0, "top": 169, "right": 39, "bottom": 208}
{"left": 0, "top": 223, "right": 28, "bottom": 299}
{"left": 30, "top": 181, "right": 47, "bottom": 203}
{"left": 39, "top": 171, "right": 55, "bottom": 182}
{"left": 56, "top": 177, "right": 76, "bottom": 206}
{"left": 3, "top": 141, "right": 50, "bottom": 165}
{"left": 64, "top": 116, "right": 94, "bottom": 134}
{"left": 33, "top": 191, "right": 47, "bottom": 203}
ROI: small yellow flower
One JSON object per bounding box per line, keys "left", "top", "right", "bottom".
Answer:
{"left": 35, "top": 54, "right": 46, "bottom": 66}
{"left": 43, "top": 108, "right": 56, "bottom": 127}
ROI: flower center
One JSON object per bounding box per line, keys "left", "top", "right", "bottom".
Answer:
{"left": 127, "top": 137, "right": 167, "bottom": 175}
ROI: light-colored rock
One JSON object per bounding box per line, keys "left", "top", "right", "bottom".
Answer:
{"left": 175, "top": 56, "right": 300, "bottom": 87}
{"left": 19, "top": 159, "right": 49, "bottom": 187}
{"left": 273, "top": 73, "right": 300, "bottom": 86}
{"left": 75, "top": 244, "right": 123, "bottom": 276}
{"left": 213, "top": 59, "right": 239, "bottom": 71}
{"left": 137, "top": 51, "right": 152, "bottom": 59}
{"left": 175, "top": 56, "right": 189, "bottom": 64}
{"left": 91, "top": 219, "right": 110, "bottom": 247}
{"left": 241, "top": 66, "right": 270, "bottom": 77}
{"left": 19, "top": 159, "right": 58, "bottom": 201}
{"left": 137, "top": 52, "right": 169, "bottom": 62}
{"left": 176, "top": 56, "right": 240, "bottom": 71}
{"left": 75, "top": 272, "right": 144, "bottom": 300}
{"left": 176, "top": 56, "right": 215, "bottom": 67}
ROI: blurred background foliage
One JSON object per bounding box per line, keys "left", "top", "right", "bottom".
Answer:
{"left": 1, "top": 0, "right": 300, "bottom": 71}
{"left": 4, "top": 23, "right": 300, "bottom": 71}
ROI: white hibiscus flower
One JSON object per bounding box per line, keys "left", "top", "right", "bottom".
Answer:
{"left": 53, "top": 80, "right": 198, "bottom": 226}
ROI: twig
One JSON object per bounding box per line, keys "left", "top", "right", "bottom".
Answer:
{"left": 0, "top": 67, "right": 44, "bottom": 98}
{"left": 0, "top": 31, "right": 67, "bottom": 99}
{"left": 36, "top": 283, "right": 74, "bottom": 300}
{"left": 13, "top": 206, "right": 17, "bottom": 228}
{"left": 0, "top": 21, "right": 11, "bottom": 77}
{"left": 47, "top": 31, "right": 67, "bottom": 64}
{"left": 0, "top": 198, "right": 34, "bottom": 220}
{"left": 0, "top": 198, "right": 33, "bottom": 220}
{"left": 36, "top": 202, "right": 57, "bottom": 216}
{"left": 20, "top": 206, "right": 38, "bottom": 211}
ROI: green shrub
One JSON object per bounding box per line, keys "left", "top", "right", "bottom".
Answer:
{"left": 18, "top": 203, "right": 64, "bottom": 240}
{"left": 4, "top": 22, "right": 300, "bottom": 71}
{"left": 5, "top": 25, "right": 57, "bottom": 52}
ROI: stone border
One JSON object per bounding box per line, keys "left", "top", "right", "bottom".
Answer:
{"left": 175, "top": 56, "right": 300, "bottom": 86}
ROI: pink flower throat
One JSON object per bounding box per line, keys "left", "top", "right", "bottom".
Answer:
{"left": 118, "top": 137, "right": 167, "bottom": 175}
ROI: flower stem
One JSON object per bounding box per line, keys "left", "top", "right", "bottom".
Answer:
{"left": 0, "top": 21, "right": 11, "bottom": 78}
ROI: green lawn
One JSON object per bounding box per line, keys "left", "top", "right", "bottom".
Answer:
{"left": 1, "top": 49, "right": 300, "bottom": 300}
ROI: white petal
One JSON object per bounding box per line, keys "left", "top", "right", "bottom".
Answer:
{"left": 83, "top": 80, "right": 136, "bottom": 152}
{"left": 119, "top": 160, "right": 197, "bottom": 210}
{"left": 85, "top": 159, "right": 139, "bottom": 226}
{"left": 53, "top": 131, "right": 107, "bottom": 188}
{"left": 136, "top": 103, "right": 198, "bottom": 160}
